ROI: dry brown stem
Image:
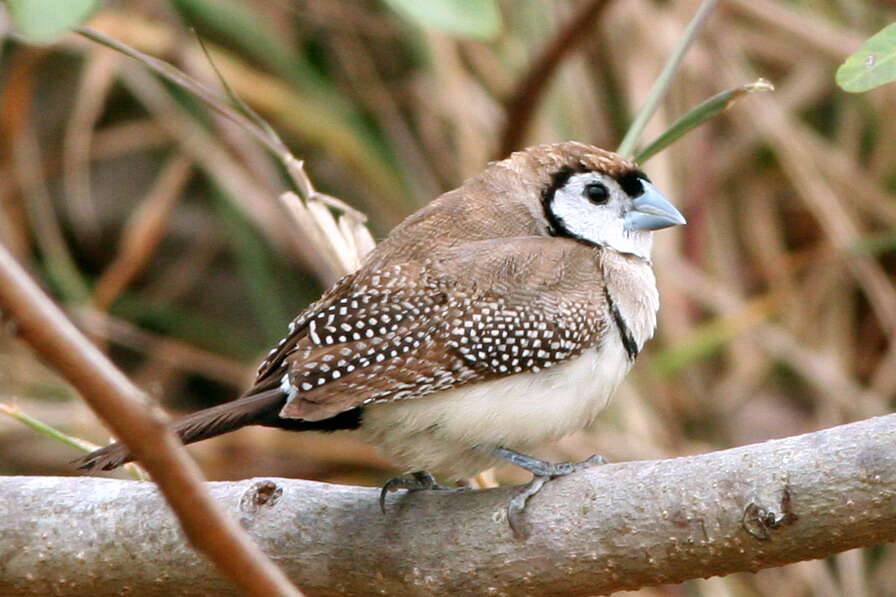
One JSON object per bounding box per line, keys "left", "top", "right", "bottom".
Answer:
{"left": 497, "top": 0, "right": 612, "bottom": 158}
{"left": 0, "top": 243, "right": 303, "bottom": 597}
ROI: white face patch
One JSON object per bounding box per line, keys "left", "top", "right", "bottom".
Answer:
{"left": 547, "top": 172, "right": 653, "bottom": 260}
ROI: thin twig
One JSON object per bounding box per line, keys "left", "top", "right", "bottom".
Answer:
{"left": 63, "top": 45, "right": 120, "bottom": 246}
{"left": 0, "top": 242, "right": 304, "bottom": 597}
{"left": 76, "top": 26, "right": 285, "bottom": 161}
{"left": 5, "top": 50, "right": 90, "bottom": 302}
{"left": 76, "top": 24, "right": 364, "bottom": 219}
{"left": 497, "top": 0, "right": 611, "bottom": 159}
{"left": 77, "top": 24, "right": 371, "bottom": 288}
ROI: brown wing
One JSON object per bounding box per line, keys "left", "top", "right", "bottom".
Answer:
{"left": 255, "top": 272, "right": 356, "bottom": 381}
{"left": 259, "top": 237, "right": 610, "bottom": 421}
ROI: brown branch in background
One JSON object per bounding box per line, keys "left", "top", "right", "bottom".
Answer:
{"left": 0, "top": 243, "right": 304, "bottom": 597}
{"left": 2, "top": 413, "right": 896, "bottom": 596}
{"left": 63, "top": 45, "right": 121, "bottom": 246}
{"left": 92, "top": 152, "right": 193, "bottom": 311}
{"left": 4, "top": 50, "right": 88, "bottom": 301}
{"left": 497, "top": 0, "right": 612, "bottom": 159}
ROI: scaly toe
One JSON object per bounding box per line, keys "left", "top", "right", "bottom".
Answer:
{"left": 564, "top": 453, "right": 607, "bottom": 475}
{"left": 379, "top": 471, "right": 445, "bottom": 514}
{"left": 583, "top": 454, "right": 608, "bottom": 468}
{"left": 379, "top": 478, "right": 403, "bottom": 514}
{"left": 506, "top": 476, "right": 549, "bottom": 540}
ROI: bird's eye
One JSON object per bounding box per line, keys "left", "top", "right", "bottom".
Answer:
{"left": 584, "top": 182, "right": 609, "bottom": 205}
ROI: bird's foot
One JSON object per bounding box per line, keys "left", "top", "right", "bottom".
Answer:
{"left": 379, "top": 470, "right": 449, "bottom": 513}
{"left": 494, "top": 447, "right": 608, "bottom": 540}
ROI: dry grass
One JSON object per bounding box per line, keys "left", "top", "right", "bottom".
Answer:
{"left": 1, "top": 0, "right": 895, "bottom": 594}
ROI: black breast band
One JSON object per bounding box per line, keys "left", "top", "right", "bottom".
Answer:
{"left": 603, "top": 285, "right": 639, "bottom": 361}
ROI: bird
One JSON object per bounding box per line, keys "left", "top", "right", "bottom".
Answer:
{"left": 75, "top": 141, "right": 685, "bottom": 538}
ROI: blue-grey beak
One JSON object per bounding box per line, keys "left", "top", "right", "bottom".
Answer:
{"left": 623, "top": 181, "right": 686, "bottom": 231}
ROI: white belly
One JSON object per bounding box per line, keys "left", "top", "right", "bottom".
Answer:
{"left": 360, "top": 332, "right": 632, "bottom": 480}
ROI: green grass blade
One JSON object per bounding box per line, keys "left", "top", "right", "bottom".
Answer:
{"left": 78, "top": 24, "right": 406, "bottom": 208}
{"left": 193, "top": 33, "right": 286, "bottom": 154}
{"left": 0, "top": 402, "right": 96, "bottom": 453}
{"left": 616, "top": 0, "right": 720, "bottom": 159}
{"left": 40, "top": 254, "right": 91, "bottom": 304}
{"left": 170, "top": 0, "right": 303, "bottom": 85}
{"left": 636, "top": 79, "right": 774, "bottom": 164}
{"left": 0, "top": 403, "right": 147, "bottom": 480}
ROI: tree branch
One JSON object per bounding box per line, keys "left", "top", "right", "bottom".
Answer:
{"left": 0, "top": 244, "right": 303, "bottom": 597}
{"left": 3, "top": 414, "right": 896, "bottom": 596}
{"left": 497, "top": 0, "right": 611, "bottom": 159}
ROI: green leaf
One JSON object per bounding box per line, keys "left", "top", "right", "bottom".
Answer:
{"left": 382, "top": 0, "right": 502, "bottom": 40}
{"left": 6, "top": 0, "right": 100, "bottom": 42}
{"left": 636, "top": 79, "right": 774, "bottom": 163}
{"left": 836, "top": 23, "right": 896, "bottom": 93}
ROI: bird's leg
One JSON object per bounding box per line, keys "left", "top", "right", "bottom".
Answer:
{"left": 493, "top": 447, "right": 608, "bottom": 539}
{"left": 494, "top": 447, "right": 607, "bottom": 476}
{"left": 379, "top": 470, "right": 450, "bottom": 513}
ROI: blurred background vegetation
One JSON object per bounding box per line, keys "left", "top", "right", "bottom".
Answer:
{"left": 1, "top": 0, "right": 896, "bottom": 594}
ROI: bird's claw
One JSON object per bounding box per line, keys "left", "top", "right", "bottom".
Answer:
{"left": 507, "top": 475, "right": 548, "bottom": 540}
{"left": 379, "top": 471, "right": 447, "bottom": 513}
{"left": 500, "top": 451, "right": 608, "bottom": 540}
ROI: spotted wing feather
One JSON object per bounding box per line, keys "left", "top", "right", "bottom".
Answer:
{"left": 255, "top": 273, "right": 356, "bottom": 380}
{"left": 264, "top": 238, "right": 609, "bottom": 421}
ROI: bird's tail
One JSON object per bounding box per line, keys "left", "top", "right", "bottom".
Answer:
{"left": 74, "top": 389, "right": 286, "bottom": 472}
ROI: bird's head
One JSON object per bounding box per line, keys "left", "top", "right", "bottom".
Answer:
{"left": 506, "top": 142, "right": 686, "bottom": 260}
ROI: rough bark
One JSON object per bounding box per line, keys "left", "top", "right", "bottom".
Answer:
{"left": 2, "top": 414, "right": 896, "bottom": 596}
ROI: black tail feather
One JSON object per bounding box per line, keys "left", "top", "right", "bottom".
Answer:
{"left": 74, "top": 390, "right": 365, "bottom": 473}
{"left": 74, "top": 390, "right": 286, "bottom": 472}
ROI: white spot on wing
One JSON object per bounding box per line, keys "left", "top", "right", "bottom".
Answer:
{"left": 309, "top": 320, "right": 321, "bottom": 345}
{"left": 280, "top": 372, "right": 298, "bottom": 401}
